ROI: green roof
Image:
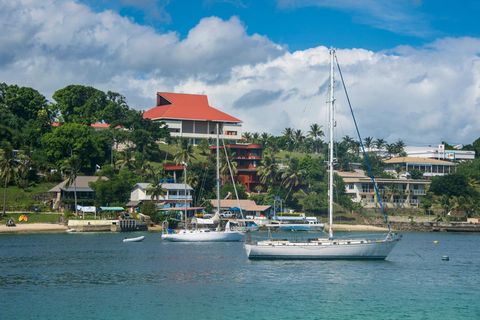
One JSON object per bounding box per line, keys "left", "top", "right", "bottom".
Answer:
{"left": 99, "top": 206, "right": 124, "bottom": 211}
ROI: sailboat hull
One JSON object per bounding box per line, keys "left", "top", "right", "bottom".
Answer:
{"left": 245, "top": 238, "right": 399, "bottom": 260}
{"left": 162, "top": 230, "right": 244, "bottom": 242}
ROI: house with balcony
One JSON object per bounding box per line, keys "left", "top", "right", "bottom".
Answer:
{"left": 384, "top": 157, "right": 456, "bottom": 178}
{"left": 338, "top": 170, "right": 430, "bottom": 209}
{"left": 143, "top": 92, "right": 242, "bottom": 144}
{"left": 210, "top": 143, "right": 263, "bottom": 192}
{"left": 127, "top": 182, "right": 194, "bottom": 211}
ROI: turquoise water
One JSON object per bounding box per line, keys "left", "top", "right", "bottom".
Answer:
{"left": 1, "top": 231, "right": 479, "bottom": 320}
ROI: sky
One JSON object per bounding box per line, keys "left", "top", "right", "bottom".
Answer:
{"left": 1, "top": 0, "right": 480, "bottom": 145}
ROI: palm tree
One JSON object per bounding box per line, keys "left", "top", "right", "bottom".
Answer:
{"left": 394, "top": 139, "right": 406, "bottom": 156}
{"left": 115, "top": 148, "right": 135, "bottom": 171}
{"left": 293, "top": 129, "right": 305, "bottom": 151}
{"left": 260, "top": 132, "right": 271, "bottom": 147}
{"left": 147, "top": 182, "right": 166, "bottom": 203}
{"left": 219, "top": 150, "right": 238, "bottom": 184}
{"left": 283, "top": 127, "right": 294, "bottom": 150}
{"left": 252, "top": 132, "right": 260, "bottom": 144}
{"left": 257, "top": 152, "right": 278, "bottom": 187}
{"left": 174, "top": 140, "right": 196, "bottom": 165}
{"left": 0, "top": 147, "right": 16, "bottom": 217}
{"left": 281, "top": 158, "right": 304, "bottom": 199}
{"left": 374, "top": 138, "right": 386, "bottom": 150}
{"left": 15, "top": 151, "right": 32, "bottom": 190}
{"left": 308, "top": 123, "right": 324, "bottom": 153}
{"left": 364, "top": 136, "right": 374, "bottom": 151}
{"left": 62, "top": 154, "right": 82, "bottom": 216}
{"left": 242, "top": 132, "right": 252, "bottom": 143}
{"left": 342, "top": 135, "right": 355, "bottom": 153}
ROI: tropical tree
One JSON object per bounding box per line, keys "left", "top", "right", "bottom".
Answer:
{"left": 281, "top": 158, "right": 304, "bottom": 199}
{"left": 15, "top": 151, "right": 33, "bottom": 189}
{"left": 174, "top": 139, "right": 196, "bottom": 165}
{"left": 374, "top": 138, "right": 386, "bottom": 150}
{"left": 259, "top": 132, "right": 271, "bottom": 148}
{"left": 308, "top": 123, "right": 324, "bottom": 153}
{"left": 282, "top": 127, "right": 294, "bottom": 150}
{"left": 242, "top": 132, "right": 252, "bottom": 143}
{"left": 147, "top": 182, "right": 167, "bottom": 203}
{"left": 364, "top": 136, "right": 374, "bottom": 150}
{"left": 0, "top": 146, "right": 16, "bottom": 216}
{"left": 219, "top": 149, "right": 238, "bottom": 184}
{"left": 293, "top": 129, "right": 305, "bottom": 151}
{"left": 115, "top": 148, "right": 136, "bottom": 171}
{"left": 62, "top": 154, "right": 82, "bottom": 216}
{"left": 252, "top": 132, "right": 260, "bottom": 144}
{"left": 257, "top": 152, "right": 278, "bottom": 187}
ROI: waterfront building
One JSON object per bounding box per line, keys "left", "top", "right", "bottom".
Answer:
{"left": 208, "top": 199, "right": 271, "bottom": 217}
{"left": 129, "top": 182, "right": 193, "bottom": 208}
{"left": 49, "top": 176, "right": 108, "bottom": 211}
{"left": 404, "top": 144, "right": 475, "bottom": 161}
{"left": 384, "top": 157, "right": 456, "bottom": 178}
{"left": 210, "top": 143, "right": 263, "bottom": 192}
{"left": 338, "top": 170, "right": 430, "bottom": 209}
{"left": 143, "top": 92, "right": 242, "bottom": 144}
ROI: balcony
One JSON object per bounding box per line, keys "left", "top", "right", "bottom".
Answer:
{"left": 165, "top": 195, "right": 193, "bottom": 200}
{"left": 412, "top": 189, "right": 426, "bottom": 195}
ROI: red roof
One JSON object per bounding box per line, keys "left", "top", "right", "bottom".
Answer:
{"left": 90, "top": 123, "right": 110, "bottom": 129}
{"left": 143, "top": 92, "right": 241, "bottom": 123}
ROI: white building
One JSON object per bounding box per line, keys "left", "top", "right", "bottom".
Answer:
{"left": 384, "top": 157, "right": 456, "bottom": 178}
{"left": 338, "top": 170, "right": 430, "bottom": 209}
{"left": 143, "top": 92, "right": 242, "bottom": 144}
{"left": 129, "top": 183, "right": 193, "bottom": 208}
{"left": 404, "top": 144, "right": 475, "bottom": 161}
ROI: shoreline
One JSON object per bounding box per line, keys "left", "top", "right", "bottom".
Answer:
{"left": 0, "top": 223, "right": 68, "bottom": 234}
{"left": 1, "top": 222, "right": 479, "bottom": 234}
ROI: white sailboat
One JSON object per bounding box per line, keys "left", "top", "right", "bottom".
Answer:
{"left": 245, "top": 48, "right": 400, "bottom": 259}
{"left": 161, "top": 123, "right": 244, "bottom": 242}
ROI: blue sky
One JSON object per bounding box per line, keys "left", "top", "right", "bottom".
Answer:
{"left": 2, "top": 0, "right": 480, "bottom": 144}
{"left": 81, "top": 0, "right": 480, "bottom": 51}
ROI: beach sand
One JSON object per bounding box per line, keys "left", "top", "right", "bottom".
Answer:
{"left": 0, "top": 223, "right": 68, "bottom": 234}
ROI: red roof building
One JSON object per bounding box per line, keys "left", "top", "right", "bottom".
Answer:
{"left": 143, "top": 92, "right": 242, "bottom": 144}
{"left": 210, "top": 144, "right": 263, "bottom": 192}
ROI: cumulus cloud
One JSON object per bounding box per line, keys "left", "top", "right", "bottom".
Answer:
{"left": 0, "top": 0, "right": 479, "bottom": 144}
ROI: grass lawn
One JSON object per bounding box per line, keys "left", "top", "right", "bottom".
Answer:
{"left": 0, "top": 212, "right": 63, "bottom": 224}
{"left": 1, "top": 182, "right": 57, "bottom": 212}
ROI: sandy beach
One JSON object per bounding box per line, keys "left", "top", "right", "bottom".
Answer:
{"left": 0, "top": 223, "right": 68, "bottom": 234}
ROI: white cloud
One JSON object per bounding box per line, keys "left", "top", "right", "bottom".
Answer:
{"left": 0, "top": 0, "right": 479, "bottom": 144}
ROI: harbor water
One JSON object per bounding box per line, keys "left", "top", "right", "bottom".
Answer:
{"left": 1, "top": 231, "right": 479, "bottom": 319}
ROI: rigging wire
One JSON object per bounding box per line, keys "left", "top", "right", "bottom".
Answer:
{"left": 334, "top": 53, "right": 391, "bottom": 233}
{"left": 220, "top": 137, "right": 245, "bottom": 220}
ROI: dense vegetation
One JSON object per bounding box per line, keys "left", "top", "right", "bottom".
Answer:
{"left": 1, "top": 82, "right": 479, "bottom": 219}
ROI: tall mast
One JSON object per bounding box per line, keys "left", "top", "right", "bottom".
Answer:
{"left": 328, "top": 48, "right": 335, "bottom": 240}
{"left": 216, "top": 123, "right": 221, "bottom": 216}
{"left": 183, "top": 162, "right": 187, "bottom": 230}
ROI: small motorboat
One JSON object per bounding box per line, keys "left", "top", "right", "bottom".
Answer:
{"left": 123, "top": 235, "right": 145, "bottom": 243}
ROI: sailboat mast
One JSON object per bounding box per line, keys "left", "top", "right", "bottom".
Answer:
{"left": 216, "top": 123, "right": 221, "bottom": 216}
{"left": 328, "top": 48, "right": 335, "bottom": 239}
